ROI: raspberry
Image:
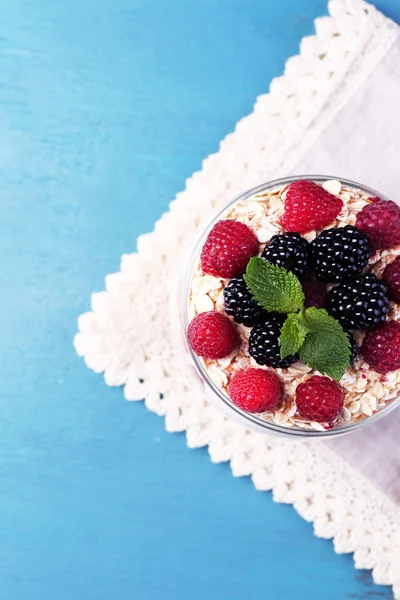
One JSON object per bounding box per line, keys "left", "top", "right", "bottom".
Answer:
{"left": 295, "top": 376, "right": 344, "bottom": 423}
{"left": 261, "top": 232, "right": 310, "bottom": 279}
{"left": 356, "top": 199, "right": 400, "bottom": 250}
{"left": 281, "top": 180, "right": 343, "bottom": 234}
{"left": 223, "top": 276, "right": 268, "bottom": 327}
{"left": 200, "top": 220, "right": 259, "bottom": 278}
{"left": 328, "top": 273, "right": 388, "bottom": 330}
{"left": 310, "top": 225, "right": 370, "bottom": 283}
{"left": 188, "top": 311, "right": 238, "bottom": 359}
{"left": 228, "top": 368, "right": 281, "bottom": 413}
{"left": 302, "top": 278, "right": 327, "bottom": 309}
{"left": 383, "top": 256, "right": 400, "bottom": 302}
{"left": 361, "top": 320, "right": 400, "bottom": 373}
{"left": 249, "top": 314, "right": 298, "bottom": 368}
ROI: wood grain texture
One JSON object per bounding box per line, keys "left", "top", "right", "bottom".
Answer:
{"left": 0, "top": 1, "right": 398, "bottom": 598}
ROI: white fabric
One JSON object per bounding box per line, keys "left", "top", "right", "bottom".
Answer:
{"left": 295, "top": 37, "right": 400, "bottom": 199}
{"left": 293, "top": 36, "right": 400, "bottom": 507}
{"left": 74, "top": 1, "right": 400, "bottom": 596}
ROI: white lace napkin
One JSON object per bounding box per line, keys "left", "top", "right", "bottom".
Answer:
{"left": 292, "top": 34, "right": 400, "bottom": 507}
{"left": 74, "top": 1, "right": 400, "bottom": 596}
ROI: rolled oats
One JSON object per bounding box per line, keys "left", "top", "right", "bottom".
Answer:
{"left": 356, "top": 378, "right": 368, "bottom": 391}
{"left": 193, "top": 292, "right": 214, "bottom": 314}
{"left": 347, "top": 214, "right": 357, "bottom": 225}
{"left": 256, "top": 224, "right": 281, "bottom": 243}
{"left": 370, "top": 382, "right": 384, "bottom": 399}
{"left": 341, "top": 407, "right": 352, "bottom": 422}
{"left": 273, "top": 412, "right": 291, "bottom": 425}
{"left": 365, "top": 394, "right": 377, "bottom": 411}
{"left": 269, "top": 195, "right": 284, "bottom": 212}
{"left": 217, "top": 351, "right": 237, "bottom": 370}
{"left": 361, "top": 399, "right": 373, "bottom": 417}
{"left": 310, "top": 421, "right": 326, "bottom": 432}
{"left": 348, "top": 400, "right": 361, "bottom": 414}
{"left": 207, "top": 364, "right": 229, "bottom": 387}
{"left": 192, "top": 274, "right": 223, "bottom": 294}
{"left": 322, "top": 179, "right": 341, "bottom": 195}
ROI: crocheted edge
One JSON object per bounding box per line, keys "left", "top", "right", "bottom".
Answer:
{"left": 74, "top": 0, "right": 400, "bottom": 595}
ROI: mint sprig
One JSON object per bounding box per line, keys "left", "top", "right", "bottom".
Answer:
{"left": 244, "top": 258, "right": 304, "bottom": 314}
{"left": 279, "top": 313, "right": 309, "bottom": 359}
{"left": 297, "top": 308, "right": 351, "bottom": 381}
{"left": 244, "top": 258, "right": 351, "bottom": 381}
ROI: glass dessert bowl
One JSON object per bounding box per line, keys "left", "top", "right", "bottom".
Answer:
{"left": 181, "top": 175, "right": 400, "bottom": 438}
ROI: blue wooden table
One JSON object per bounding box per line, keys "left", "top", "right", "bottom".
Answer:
{"left": 1, "top": 1, "right": 399, "bottom": 599}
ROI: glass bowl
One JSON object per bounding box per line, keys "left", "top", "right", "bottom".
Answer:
{"left": 178, "top": 175, "right": 400, "bottom": 438}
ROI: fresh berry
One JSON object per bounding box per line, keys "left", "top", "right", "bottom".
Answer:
{"left": 223, "top": 276, "right": 268, "bottom": 327}
{"left": 310, "top": 225, "right": 370, "bottom": 283}
{"left": 361, "top": 320, "right": 400, "bottom": 373}
{"left": 200, "top": 220, "right": 259, "bottom": 278}
{"left": 383, "top": 256, "right": 400, "bottom": 302}
{"left": 328, "top": 274, "right": 389, "bottom": 329}
{"left": 261, "top": 232, "right": 310, "bottom": 278}
{"left": 302, "top": 278, "right": 327, "bottom": 309}
{"left": 188, "top": 311, "right": 238, "bottom": 359}
{"left": 346, "top": 330, "right": 359, "bottom": 362}
{"left": 249, "top": 314, "right": 298, "bottom": 368}
{"left": 281, "top": 180, "right": 343, "bottom": 234}
{"left": 356, "top": 199, "right": 400, "bottom": 250}
{"left": 295, "top": 376, "right": 344, "bottom": 423}
{"left": 228, "top": 368, "right": 281, "bottom": 413}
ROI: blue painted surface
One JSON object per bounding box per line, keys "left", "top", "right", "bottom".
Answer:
{"left": 0, "top": 1, "right": 398, "bottom": 599}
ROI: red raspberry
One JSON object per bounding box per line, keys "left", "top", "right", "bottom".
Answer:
{"left": 281, "top": 180, "right": 343, "bottom": 234}
{"left": 383, "top": 256, "right": 400, "bottom": 302}
{"left": 188, "top": 311, "right": 238, "bottom": 359}
{"left": 302, "top": 278, "right": 327, "bottom": 309}
{"left": 356, "top": 199, "right": 400, "bottom": 250}
{"left": 228, "top": 368, "right": 281, "bottom": 413}
{"left": 361, "top": 320, "right": 400, "bottom": 373}
{"left": 295, "top": 376, "right": 344, "bottom": 423}
{"left": 200, "top": 220, "right": 259, "bottom": 278}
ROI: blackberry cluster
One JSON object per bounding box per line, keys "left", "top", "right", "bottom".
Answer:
{"left": 249, "top": 315, "right": 298, "bottom": 369}
{"left": 310, "top": 225, "right": 370, "bottom": 283}
{"left": 328, "top": 274, "right": 389, "bottom": 330}
{"left": 224, "top": 276, "right": 267, "bottom": 327}
{"left": 262, "top": 233, "right": 310, "bottom": 279}
{"left": 219, "top": 221, "right": 390, "bottom": 379}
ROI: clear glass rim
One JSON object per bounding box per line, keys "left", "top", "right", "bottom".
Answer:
{"left": 182, "top": 174, "right": 400, "bottom": 438}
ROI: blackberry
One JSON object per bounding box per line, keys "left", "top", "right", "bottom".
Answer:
{"left": 328, "top": 274, "right": 389, "bottom": 330}
{"left": 249, "top": 314, "right": 298, "bottom": 368}
{"left": 224, "top": 276, "right": 267, "bottom": 327}
{"left": 345, "top": 330, "right": 359, "bottom": 362}
{"left": 303, "top": 277, "right": 327, "bottom": 309}
{"left": 262, "top": 233, "right": 310, "bottom": 279}
{"left": 310, "top": 225, "right": 370, "bottom": 283}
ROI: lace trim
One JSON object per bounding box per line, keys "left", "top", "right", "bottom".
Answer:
{"left": 74, "top": 1, "right": 400, "bottom": 595}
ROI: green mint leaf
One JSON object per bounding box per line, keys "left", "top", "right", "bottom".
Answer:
{"left": 298, "top": 307, "right": 351, "bottom": 381}
{"left": 279, "top": 313, "right": 310, "bottom": 359}
{"left": 244, "top": 258, "right": 304, "bottom": 314}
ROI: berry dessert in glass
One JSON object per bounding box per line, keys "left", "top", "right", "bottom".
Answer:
{"left": 181, "top": 176, "right": 400, "bottom": 437}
